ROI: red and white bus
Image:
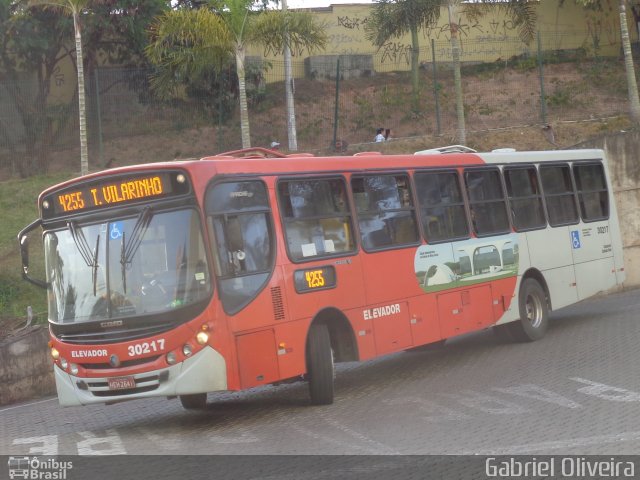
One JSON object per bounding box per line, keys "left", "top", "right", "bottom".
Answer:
{"left": 18, "top": 146, "right": 624, "bottom": 408}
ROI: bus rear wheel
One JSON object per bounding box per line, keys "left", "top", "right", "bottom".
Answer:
{"left": 508, "top": 278, "right": 549, "bottom": 342}
{"left": 179, "top": 393, "right": 207, "bottom": 410}
{"left": 306, "top": 323, "right": 334, "bottom": 405}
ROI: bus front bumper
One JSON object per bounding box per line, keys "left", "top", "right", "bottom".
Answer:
{"left": 54, "top": 345, "right": 227, "bottom": 406}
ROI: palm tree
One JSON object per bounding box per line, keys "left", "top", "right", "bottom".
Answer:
{"left": 365, "top": 0, "right": 440, "bottom": 112}
{"left": 29, "top": 0, "right": 90, "bottom": 175}
{"left": 459, "top": 1, "right": 537, "bottom": 143}
{"left": 618, "top": 0, "right": 640, "bottom": 122}
{"left": 561, "top": 0, "right": 640, "bottom": 122}
{"left": 281, "top": 0, "right": 296, "bottom": 150}
{"left": 146, "top": 1, "right": 326, "bottom": 149}
{"left": 366, "top": 0, "right": 537, "bottom": 143}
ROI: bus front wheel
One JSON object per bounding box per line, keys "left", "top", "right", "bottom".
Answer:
{"left": 508, "top": 278, "right": 549, "bottom": 342}
{"left": 306, "top": 323, "right": 334, "bottom": 405}
{"left": 179, "top": 393, "right": 207, "bottom": 410}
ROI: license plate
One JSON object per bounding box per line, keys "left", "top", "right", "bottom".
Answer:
{"left": 108, "top": 376, "right": 136, "bottom": 390}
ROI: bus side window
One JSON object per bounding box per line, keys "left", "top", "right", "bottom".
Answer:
{"left": 415, "top": 170, "right": 469, "bottom": 243}
{"left": 351, "top": 174, "right": 419, "bottom": 251}
{"left": 504, "top": 166, "right": 546, "bottom": 231}
{"left": 278, "top": 178, "right": 355, "bottom": 261}
{"left": 205, "top": 180, "right": 274, "bottom": 314}
{"left": 464, "top": 168, "right": 510, "bottom": 236}
{"left": 540, "top": 164, "right": 579, "bottom": 226}
{"left": 573, "top": 163, "right": 609, "bottom": 222}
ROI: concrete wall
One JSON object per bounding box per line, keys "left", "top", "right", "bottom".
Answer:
{"left": 248, "top": 0, "right": 625, "bottom": 83}
{"left": 0, "top": 326, "right": 55, "bottom": 406}
{"left": 304, "top": 54, "right": 375, "bottom": 80}
{"left": 577, "top": 131, "right": 640, "bottom": 288}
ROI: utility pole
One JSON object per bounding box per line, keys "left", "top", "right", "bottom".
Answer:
{"left": 282, "top": 0, "right": 298, "bottom": 151}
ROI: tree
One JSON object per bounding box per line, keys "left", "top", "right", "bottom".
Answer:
{"left": 366, "top": 0, "right": 537, "bottom": 143}
{"left": 29, "top": 0, "right": 91, "bottom": 176}
{"left": 253, "top": 4, "right": 327, "bottom": 150}
{"left": 564, "top": 0, "right": 640, "bottom": 123}
{"left": 365, "top": 0, "right": 440, "bottom": 112}
{"left": 455, "top": 1, "right": 537, "bottom": 144}
{"left": 146, "top": 1, "right": 326, "bottom": 149}
{"left": 0, "top": 3, "right": 71, "bottom": 176}
{"left": 281, "top": 0, "right": 296, "bottom": 150}
{"left": 618, "top": 0, "right": 640, "bottom": 122}
{"left": 0, "top": 0, "right": 168, "bottom": 177}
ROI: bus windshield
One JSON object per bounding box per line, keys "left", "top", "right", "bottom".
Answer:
{"left": 44, "top": 208, "right": 211, "bottom": 324}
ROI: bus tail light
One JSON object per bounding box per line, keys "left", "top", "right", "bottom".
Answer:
{"left": 196, "top": 331, "right": 209, "bottom": 345}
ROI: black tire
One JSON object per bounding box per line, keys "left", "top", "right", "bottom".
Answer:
{"left": 306, "top": 323, "right": 334, "bottom": 405}
{"left": 179, "top": 393, "right": 207, "bottom": 410}
{"left": 507, "top": 278, "right": 549, "bottom": 342}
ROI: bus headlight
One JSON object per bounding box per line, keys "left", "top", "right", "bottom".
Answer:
{"left": 166, "top": 352, "right": 177, "bottom": 365}
{"left": 51, "top": 347, "right": 60, "bottom": 360}
{"left": 69, "top": 364, "right": 79, "bottom": 375}
{"left": 183, "top": 344, "right": 193, "bottom": 357}
{"left": 60, "top": 358, "right": 68, "bottom": 369}
{"left": 196, "top": 331, "right": 209, "bottom": 345}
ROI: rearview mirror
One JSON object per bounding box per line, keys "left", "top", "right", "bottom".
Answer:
{"left": 20, "top": 234, "right": 29, "bottom": 270}
{"left": 17, "top": 219, "right": 48, "bottom": 289}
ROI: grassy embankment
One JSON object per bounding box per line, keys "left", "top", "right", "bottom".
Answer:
{"left": 0, "top": 173, "right": 72, "bottom": 326}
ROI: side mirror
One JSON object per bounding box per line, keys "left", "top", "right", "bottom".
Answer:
{"left": 19, "top": 234, "right": 29, "bottom": 270}
{"left": 17, "top": 219, "right": 48, "bottom": 289}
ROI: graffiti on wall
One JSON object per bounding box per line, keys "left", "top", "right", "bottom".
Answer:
{"left": 586, "top": 17, "right": 619, "bottom": 50}
{"left": 426, "top": 16, "right": 519, "bottom": 43}
{"left": 337, "top": 15, "right": 369, "bottom": 30}
{"left": 380, "top": 42, "right": 412, "bottom": 65}
{"left": 262, "top": 43, "right": 307, "bottom": 58}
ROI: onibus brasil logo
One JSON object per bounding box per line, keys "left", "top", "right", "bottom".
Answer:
{"left": 8, "top": 457, "right": 72, "bottom": 480}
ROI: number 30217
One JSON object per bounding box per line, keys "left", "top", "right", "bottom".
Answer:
{"left": 127, "top": 339, "right": 165, "bottom": 357}
{"left": 597, "top": 226, "right": 609, "bottom": 234}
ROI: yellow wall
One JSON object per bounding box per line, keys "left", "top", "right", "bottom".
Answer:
{"left": 249, "top": 0, "right": 626, "bottom": 80}
{"left": 47, "top": 56, "right": 77, "bottom": 106}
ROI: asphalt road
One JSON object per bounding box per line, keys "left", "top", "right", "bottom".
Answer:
{"left": 2, "top": 287, "right": 640, "bottom": 458}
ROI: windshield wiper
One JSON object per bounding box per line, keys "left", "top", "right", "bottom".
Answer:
{"left": 67, "top": 221, "right": 95, "bottom": 267}
{"left": 67, "top": 222, "right": 101, "bottom": 296}
{"left": 120, "top": 206, "right": 153, "bottom": 293}
{"left": 121, "top": 232, "right": 127, "bottom": 294}
{"left": 92, "top": 235, "right": 100, "bottom": 296}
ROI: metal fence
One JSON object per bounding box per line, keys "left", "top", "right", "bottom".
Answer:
{"left": 0, "top": 33, "right": 634, "bottom": 176}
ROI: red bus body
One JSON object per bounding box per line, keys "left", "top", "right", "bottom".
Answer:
{"left": 19, "top": 148, "right": 624, "bottom": 407}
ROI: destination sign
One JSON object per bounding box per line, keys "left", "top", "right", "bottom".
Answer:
{"left": 42, "top": 171, "right": 190, "bottom": 218}
{"left": 294, "top": 266, "right": 337, "bottom": 293}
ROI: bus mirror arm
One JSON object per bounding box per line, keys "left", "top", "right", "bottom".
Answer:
{"left": 17, "top": 219, "right": 49, "bottom": 289}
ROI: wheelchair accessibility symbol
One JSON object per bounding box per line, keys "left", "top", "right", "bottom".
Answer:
{"left": 571, "top": 230, "right": 581, "bottom": 249}
{"left": 110, "top": 221, "right": 123, "bottom": 240}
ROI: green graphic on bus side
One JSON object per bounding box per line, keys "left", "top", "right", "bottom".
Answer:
{"left": 414, "top": 234, "right": 519, "bottom": 293}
